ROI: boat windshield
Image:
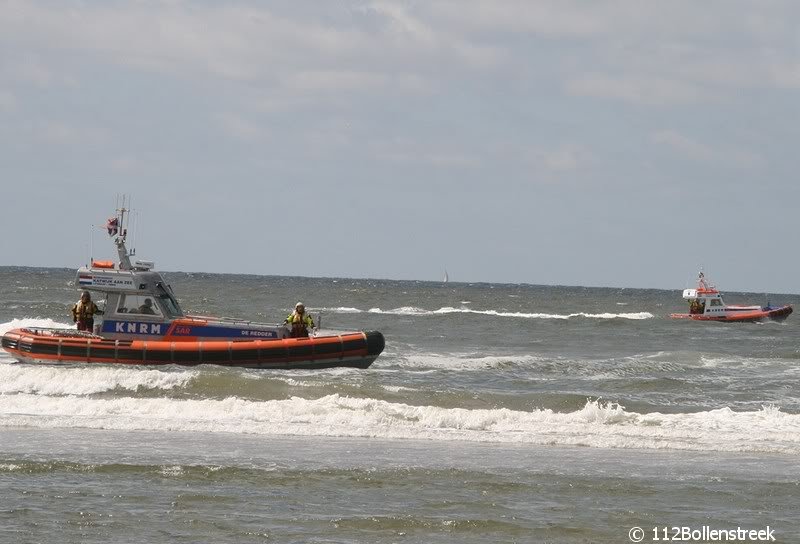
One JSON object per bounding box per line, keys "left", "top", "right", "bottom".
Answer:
{"left": 159, "top": 294, "right": 182, "bottom": 318}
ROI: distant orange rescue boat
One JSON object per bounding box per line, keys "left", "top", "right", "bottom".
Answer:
{"left": 669, "top": 272, "right": 792, "bottom": 323}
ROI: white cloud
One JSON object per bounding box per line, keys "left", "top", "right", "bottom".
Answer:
{"left": 13, "top": 120, "right": 111, "bottom": 146}
{"left": 366, "top": 1, "right": 504, "bottom": 68}
{"left": 110, "top": 156, "right": 138, "bottom": 173}
{"left": 429, "top": 0, "right": 800, "bottom": 44}
{"left": 0, "top": 0, "right": 501, "bottom": 90}
{"left": 423, "top": 1, "right": 800, "bottom": 103}
{"left": 368, "top": 137, "right": 481, "bottom": 168}
{"left": 652, "top": 130, "right": 716, "bottom": 162}
{"left": 215, "top": 113, "right": 262, "bottom": 142}
{"left": 3, "top": 0, "right": 796, "bottom": 113}
{"left": 368, "top": 1, "right": 439, "bottom": 46}
{"left": 0, "top": 90, "right": 16, "bottom": 113}
{"left": 767, "top": 61, "right": 800, "bottom": 90}
{"left": 1, "top": 56, "right": 57, "bottom": 88}
{"left": 537, "top": 145, "right": 586, "bottom": 172}
{"left": 651, "top": 130, "right": 762, "bottom": 168}
{"left": 518, "top": 144, "right": 589, "bottom": 184}
{"left": 283, "top": 70, "right": 429, "bottom": 95}
{"left": 566, "top": 73, "right": 707, "bottom": 106}
{"left": 427, "top": 0, "right": 612, "bottom": 37}
{"left": 1, "top": 2, "right": 365, "bottom": 81}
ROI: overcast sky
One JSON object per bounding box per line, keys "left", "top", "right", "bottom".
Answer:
{"left": 1, "top": 1, "right": 798, "bottom": 292}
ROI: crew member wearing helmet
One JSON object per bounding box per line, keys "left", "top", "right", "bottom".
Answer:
{"left": 284, "top": 302, "right": 315, "bottom": 338}
{"left": 71, "top": 291, "right": 103, "bottom": 332}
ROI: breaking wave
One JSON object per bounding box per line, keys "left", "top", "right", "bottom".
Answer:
{"left": 0, "top": 363, "right": 195, "bottom": 396}
{"left": 320, "top": 307, "right": 363, "bottom": 314}
{"left": 0, "top": 394, "right": 796, "bottom": 454}
{"left": 322, "top": 307, "right": 653, "bottom": 320}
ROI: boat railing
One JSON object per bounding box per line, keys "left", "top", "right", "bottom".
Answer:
{"left": 20, "top": 328, "right": 100, "bottom": 338}
{"left": 185, "top": 315, "right": 286, "bottom": 328}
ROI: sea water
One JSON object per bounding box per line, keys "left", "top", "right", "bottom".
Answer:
{"left": 1, "top": 267, "right": 798, "bottom": 543}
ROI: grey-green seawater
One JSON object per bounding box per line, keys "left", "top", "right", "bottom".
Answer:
{"left": 1, "top": 267, "right": 799, "bottom": 543}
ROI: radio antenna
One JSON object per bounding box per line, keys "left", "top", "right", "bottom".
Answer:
{"left": 132, "top": 210, "right": 138, "bottom": 257}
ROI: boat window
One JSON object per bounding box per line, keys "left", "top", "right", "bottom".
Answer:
{"left": 158, "top": 294, "right": 182, "bottom": 318}
{"left": 710, "top": 299, "right": 722, "bottom": 306}
{"left": 117, "top": 294, "right": 163, "bottom": 317}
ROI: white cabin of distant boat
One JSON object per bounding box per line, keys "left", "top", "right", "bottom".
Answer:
{"left": 681, "top": 286, "right": 760, "bottom": 317}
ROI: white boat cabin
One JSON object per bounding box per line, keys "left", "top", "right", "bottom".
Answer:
{"left": 681, "top": 287, "right": 729, "bottom": 316}
{"left": 681, "top": 273, "right": 760, "bottom": 317}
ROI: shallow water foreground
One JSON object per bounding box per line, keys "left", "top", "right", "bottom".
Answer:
{"left": 1, "top": 428, "right": 797, "bottom": 543}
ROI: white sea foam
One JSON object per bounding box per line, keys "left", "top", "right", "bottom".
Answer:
{"left": 363, "top": 307, "right": 654, "bottom": 320}
{"left": 698, "top": 355, "right": 771, "bottom": 369}
{"left": 0, "top": 394, "right": 797, "bottom": 454}
{"left": 319, "top": 307, "right": 363, "bottom": 314}
{"left": 160, "top": 465, "right": 185, "bottom": 476}
{"left": 322, "top": 305, "right": 654, "bottom": 320}
{"left": 394, "top": 353, "right": 547, "bottom": 370}
{"left": 0, "top": 318, "right": 73, "bottom": 336}
{"left": 381, "top": 385, "right": 414, "bottom": 393}
{"left": 0, "top": 364, "right": 194, "bottom": 395}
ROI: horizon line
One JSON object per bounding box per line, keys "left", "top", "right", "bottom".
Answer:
{"left": 1, "top": 264, "right": 797, "bottom": 297}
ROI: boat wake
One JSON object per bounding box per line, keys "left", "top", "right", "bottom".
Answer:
{"left": 0, "top": 318, "right": 71, "bottom": 336}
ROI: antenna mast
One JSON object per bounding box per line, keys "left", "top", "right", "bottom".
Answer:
{"left": 131, "top": 209, "right": 138, "bottom": 257}
{"left": 113, "top": 195, "right": 133, "bottom": 270}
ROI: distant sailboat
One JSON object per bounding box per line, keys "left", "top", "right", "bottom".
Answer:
{"left": 443, "top": 269, "right": 449, "bottom": 283}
